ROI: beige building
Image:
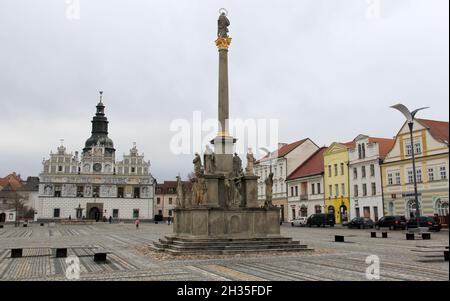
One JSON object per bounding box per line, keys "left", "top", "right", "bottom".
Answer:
{"left": 155, "top": 181, "right": 191, "bottom": 220}
{"left": 254, "top": 139, "right": 319, "bottom": 222}
{"left": 381, "top": 119, "right": 448, "bottom": 224}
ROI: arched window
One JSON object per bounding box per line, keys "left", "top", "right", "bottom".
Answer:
{"left": 435, "top": 198, "right": 449, "bottom": 216}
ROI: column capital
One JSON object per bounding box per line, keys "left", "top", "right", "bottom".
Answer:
{"left": 215, "top": 37, "right": 232, "bottom": 50}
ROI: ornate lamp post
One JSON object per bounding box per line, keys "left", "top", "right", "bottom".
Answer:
{"left": 390, "top": 104, "right": 429, "bottom": 219}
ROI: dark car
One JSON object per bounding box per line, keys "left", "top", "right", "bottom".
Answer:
{"left": 375, "top": 216, "right": 407, "bottom": 230}
{"left": 347, "top": 217, "right": 374, "bottom": 229}
{"left": 306, "top": 213, "right": 335, "bottom": 227}
{"left": 407, "top": 216, "right": 442, "bottom": 232}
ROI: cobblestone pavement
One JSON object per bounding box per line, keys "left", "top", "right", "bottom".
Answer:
{"left": 0, "top": 223, "right": 448, "bottom": 281}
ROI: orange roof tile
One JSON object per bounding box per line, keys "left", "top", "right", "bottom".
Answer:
{"left": 417, "top": 119, "right": 449, "bottom": 144}
{"left": 0, "top": 173, "right": 23, "bottom": 190}
{"left": 258, "top": 139, "right": 308, "bottom": 162}
{"left": 368, "top": 137, "right": 395, "bottom": 159}
{"left": 287, "top": 147, "right": 328, "bottom": 180}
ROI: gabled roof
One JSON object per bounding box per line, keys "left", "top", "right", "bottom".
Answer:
{"left": 0, "top": 173, "right": 23, "bottom": 190}
{"left": 287, "top": 147, "right": 328, "bottom": 180}
{"left": 368, "top": 137, "right": 395, "bottom": 159}
{"left": 352, "top": 136, "right": 395, "bottom": 160}
{"left": 416, "top": 119, "right": 449, "bottom": 144}
{"left": 258, "top": 139, "right": 309, "bottom": 162}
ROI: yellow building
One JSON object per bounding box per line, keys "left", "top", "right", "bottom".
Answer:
{"left": 381, "top": 119, "right": 449, "bottom": 224}
{"left": 324, "top": 142, "right": 354, "bottom": 224}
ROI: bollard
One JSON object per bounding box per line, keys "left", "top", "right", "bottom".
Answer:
{"left": 382, "top": 232, "right": 388, "bottom": 238}
{"left": 370, "top": 232, "right": 377, "bottom": 238}
{"left": 335, "top": 235, "right": 345, "bottom": 242}
{"left": 56, "top": 248, "right": 67, "bottom": 258}
{"left": 422, "top": 233, "right": 431, "bottom": 240}
{"left": 94, "top": 253, "right": 107, "bottom": 262}
{"left": 11, "top": 249, "right": 23, "bottom": 258}
{"left": 406, "top": 233, "right": 415, "bottom": 240}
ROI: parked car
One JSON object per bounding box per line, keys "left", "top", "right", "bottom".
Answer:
{"left": 347, "top": 217, "right": 374, "bottom": 229}
{"left": 406, "top": 216, "right": 442, "bottom": 232}
{"left": 375, "top": 216, "right": 407, "bottom": 230}
{"left": 291, "top": 217, "right": 308, "bottom": 227}
{"left": 306, "top": 213, "right": 335, "bottom": 227}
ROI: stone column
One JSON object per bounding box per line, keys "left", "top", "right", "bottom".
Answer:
{"left": 212, "top": 35, "right": 235, "bottom": 173}
{"left": 218, "top": 47, "right": 229, "bottom": 135}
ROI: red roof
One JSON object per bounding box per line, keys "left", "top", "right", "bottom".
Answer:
{"left": 417, "top": 119, "right": 449, "bottom": 144}
{"left": 368, "top": 137, "right": 395, "bottom": 159}
{"left": 259, "top": 139, "right": 308, "bottom": 162}
{"left": 0, "top": 173, "right": 23, "bottom": 190}
{"left": 341, "top": 141, "right": 356, "bottom": 149}
{"left": 287, "top": 147, "right": 328, "bottom": 180}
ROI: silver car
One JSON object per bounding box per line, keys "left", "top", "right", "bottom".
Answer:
{"left": 291, "top": 217, "right": 308, "bottom": 227}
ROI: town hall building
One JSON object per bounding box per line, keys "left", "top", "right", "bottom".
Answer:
{"left": 37, "top": 92, "right": 155, "bottom": 222}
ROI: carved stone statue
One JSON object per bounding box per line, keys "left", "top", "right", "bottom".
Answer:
{"left": 184, "top": 182, "right": 193, "bottom": 208}
{"left": 192, "top": 176, "right": 207, "bottom": 206}
{"left": 245, "top": 148, "right": 256, "bottom": 175}
{"left": 176, "top": 175, "right": 184, "bottom": 208}
{"left": 218, "top": 12, "right": 230, "bottom": 38}
{"left": 204, "top": 145, "right": 216, "bottom": 174}
{"left": 264, "top": 172, "right": 274, "bottom": 208}
{"left": 232, "top": 153, "right": 243, "bottom": 178}
{"left": 224, "top": 177, "right": 233, "bottom": 207}
{"left": 233, "top": 177, "right": 243, "bottom": 208}
{"left": 193, "top": 153, "right": 203, "bottom": 177}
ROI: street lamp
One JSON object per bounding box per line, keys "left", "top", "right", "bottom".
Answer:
{"left": 390, "top": 104, "right": 429, "bottom": 219}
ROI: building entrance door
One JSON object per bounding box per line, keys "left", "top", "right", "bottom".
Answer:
{"left": 0, "top": 213, "right": 5, "bottom": 223}
{"left": 89, "top": 207, "right": 101, "bottom": 222}
{"left": 340, "top": 205, "right": 348, "bottom": 222}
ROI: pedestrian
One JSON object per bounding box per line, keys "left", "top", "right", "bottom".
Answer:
{"left": 135, "top": 218, "right": 140, "bottom": 229}
{"left": 69, "top": 215, "right": 71, "bottom": 220}
{"left": 167, "top": 216, "right": 171, "bottom": 225}
{"left": 109, "top": 216, "right": 112, "bottom": 224}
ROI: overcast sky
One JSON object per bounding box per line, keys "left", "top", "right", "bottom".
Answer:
{"left": 0, "top": 0, "right": 448, "bottom": 181}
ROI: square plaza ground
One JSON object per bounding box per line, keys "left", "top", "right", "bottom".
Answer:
{"left": 0, "top": 223, "right": 448, "bottom": 281}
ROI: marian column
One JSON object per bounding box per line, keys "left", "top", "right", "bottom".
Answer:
{"left": 212, "top": 11, "right": 235, "bottom": 174}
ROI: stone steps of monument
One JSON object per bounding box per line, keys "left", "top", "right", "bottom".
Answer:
{"left": 160, "top": 246, "right": 312, "bottom": 256}
{"left": 162, "top": 236, "right": 294, "bottom": 243}
{"left": 165, "top": 239, "right": 301, "bottom": 248}
{"left": 164, "top": 243, "right": 308, "bottom": 251}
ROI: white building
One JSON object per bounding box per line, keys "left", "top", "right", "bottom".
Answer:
{"left": 286, "top": 147, "right": 328, "bottom": 221}
{"left": 349, "top": 135, "right": 394, "bottom": 221}
{"left": 37, "top": 94, "right": 155, "bottom": 222}
{"left": 254, "top": 139, "right": 319, "bottom": 221}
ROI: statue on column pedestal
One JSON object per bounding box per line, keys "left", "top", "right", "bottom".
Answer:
{"left": 193, "top": 153, "right": 203, "bottom": 177}
{"left": 245, "top": 148, "right": 256, "bottom": 175}
{"left": 204, "top": 145, "right": 216, "bottom": 174}
{"left": 264, "top": 172, "right": 274, "bottom": 208}
{"left": 218, "top": 12, "right": 230, "bottom": 38}
{"left": 176, "top": 175, "right": 184, "bottom": 208}
{"left": 232, "top": 153, "right": 243, "bottom": 178}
